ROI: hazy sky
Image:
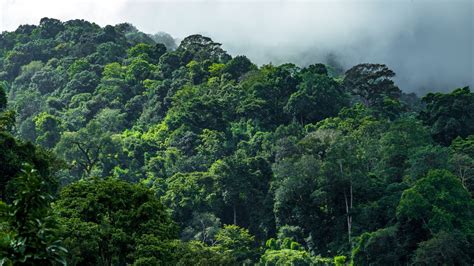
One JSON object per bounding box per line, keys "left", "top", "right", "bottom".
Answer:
{"left": 1, "top": 0, "right": 473, "bottom": 94}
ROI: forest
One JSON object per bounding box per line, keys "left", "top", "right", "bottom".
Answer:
{"left": 0, "top": 18, "right": 473, "bottom": 265}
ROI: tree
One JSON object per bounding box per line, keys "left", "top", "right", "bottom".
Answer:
{"left": 0, "top": 164, "right": 66, "bottom": 265}
{"left": 0, "top": 109, "right": 15, "bottom": 132}
{"left": 272, "top": 154, "right": 321, "bottom": 244}
{"left": 239, "top": 64, "right": 300, "bottom": 126}
{"left": 0, "top": 80, "right": 64, "bottom": 264}
{"left": 67, "top": 59, "right": 91, "bottom": 78}
{"left": 451, "top": 134, "right": 474, "bottom": 157}
{"left": 211, "top": 151, "right": 272, "bottom": 229}
{"left": 285, "top": 70, "right": 348, "bottom": 124}
{"left": 412, "top": 230, "right": 472, "bottom": 265}
{"left": 420, "top": 87, "right": 474, "bottom": 145}
{"left": 223, "top": 55, "right": 256, "bottom": 80}
{"left": 55, "top": 178, "right": 177, "bottom": 265}
{"left": 182, "top": 212, "right": 221, "bottom": 245}
{"left": 378, "top": 116, "right": 432, "bottom": 182}
{"left": 162, "top": 172, "right": 219, "bottom": 228}
{"left": 178, "top": 34, "right": 231, "bottom": 63}
{"left": 0, "top": 83, "right": 7, "bottom": 110}
{"left": 397, "top": 170, "right": 473, "bottom": 232}
{"left": 0, "top": 132, "right": 57, "bottom": 202}
{"left": 449, "top": 152, "right": 474, "bottom": 192}
{"left": 30, "top": 66, "right": 65, "bottom": 94}
{"left": 353, "top": 169, "right": 474, "bottom": 265}
{"left": 133, "top": 238, "right": 234, "bottom": 265}
{"left": 343, "top": 63, "right": 401, "bottom": 109}
{"left": 33, "top": 112, "right": 62, "bottom": 149}
{"left": 259, "top": 249, "right": 315, "bottom": 265}
{"left": 404, "top": 145, "right": 450, "bottom": 183}
{"left": 55, "top": 119, "right": 114, "bottom": 178}
{"left": 397, "top": 170, "right": 474, "bottom": 263}
{"left": 450, "top": 135, "right": 474, "bottom": 192}
{"left": 13, "top": 87, "right": 45, "bottom": 125}
{"left": 94, "top": 42, "right": 126, "bottom": 65}
{"left": 126, "top": 58, "right": 156, "bottom": 83}
{"left": 259, "top": 237, "right": 330, "bottom": 266}
{"left": 127, "top": 43, "right": 166, "bottom": 64}
{"left": 64, "top": 70, "right": 99, "bottom": 94}
{"left": 351, "top": 226, "right": 401, "bottom": 265}
{"left": 38, "top": 17, "right": 64, "bottom": 39}
{"left": 215, "top": 225, "right": 257, "bottom": 263}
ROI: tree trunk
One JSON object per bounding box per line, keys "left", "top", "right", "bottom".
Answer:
{"left": 233, "top": 204, "right": 237, "bottom": 225}
{"left": 340, "top": 160, "right": 352, "bottom": 246}
{"left": 344, "top": 189, "right": 352, "bottom": 246}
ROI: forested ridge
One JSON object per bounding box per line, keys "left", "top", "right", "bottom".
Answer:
{"left": 0, "top": 18, "right": 473, "bottom": 265}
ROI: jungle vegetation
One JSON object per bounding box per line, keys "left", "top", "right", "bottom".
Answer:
{"left": 0, "top": 18, "right": 473, "bottom": 265}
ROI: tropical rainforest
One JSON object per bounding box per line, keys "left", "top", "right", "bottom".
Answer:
{"left": 0, "top": 18, "right": 473, "bottom": 265}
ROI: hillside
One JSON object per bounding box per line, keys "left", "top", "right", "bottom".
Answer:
{"left": 0, "top": 18, "right": 473, "bottom": 265}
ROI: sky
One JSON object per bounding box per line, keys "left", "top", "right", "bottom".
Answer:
{"left": 1, "top": 0, "right": 473, "bottom": 94}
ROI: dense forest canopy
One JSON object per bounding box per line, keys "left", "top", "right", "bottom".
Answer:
{"left": 0, "top": 18, "right": 473, "bottom": 265}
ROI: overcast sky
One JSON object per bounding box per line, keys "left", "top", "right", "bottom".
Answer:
{"left": 1, "top": 0, "right": 473, "bottom": 94}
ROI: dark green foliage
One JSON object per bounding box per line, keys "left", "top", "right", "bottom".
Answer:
{"left": 1, "top": 17, "right": 473, "bottom": 265}
{"left": 214, "top": 225, "right": 257, "bottom": 263}
{"left": 285, "top": 68, "right": 348, "bottom": 124}
{"left": 0, "top": 83, "right": 7, "bottom": 110}
{"left": 178, "top": 34, "right": 231, "bottom": 63}
{"left": 399, "top": 169, "right": 474, "bottom": 263}
{"left": 55, "top": 178, "right": 178, "bottom": 265}
{"left": 377, "top": 116, "right": 432, "bottom": 182}
{"left": 33, "top": 112, "right": 62, "bottom": 148}
{"left": 224, "top": 55, "right": 257, "bottom": 80}
{"left": 404, "top": 145, "right": 450, "bottom": 182}
{"left": 0, "top": 108, "right": 65, "bottom": 264}
{"left": 420, "top": 86, "right": 474, "bottom": 145}
{"left": 0, "top": 109, "right": 16, "bottom": 132}
{"left": 162, "top": 171, "right": 219, "bottom": 228}
{"left": 212, "top": 151, "right": 272, "bottom": 229}
{"left": 0, "top": 165, "right": 66, "bottom": 265}
{"left": 397, "top": 170, "right": 473, "bottom": 238}
{"left": 343, "top": 63, "right": 402, "bottom": 119}
{"left": 412, "top": 230, "right": 472, "bottom": 265}
{"left": 0, "top": 132, "right": 57, "bottom": 202}
{"left": 450, "top": 135, "right": 474, "bottom": 193}
{"left": 353, "top": 170, "right": 474, "bottom": 265}
{"left": 343, "top": 63, "right": 401, "bottom": 107}
{"left": 127, "top": 43, "right": 166, "bottom": 64}
{"left": 351, "top": 226, "right": 401, "bottom": 265}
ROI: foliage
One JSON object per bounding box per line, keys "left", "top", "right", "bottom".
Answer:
{"left": 260, "top": 237, "right": 332, "bottom": 265}
{"left": 214, "top": 225, "right": 257, "bottom": 263}
{"left": 343, "top": 63, "right": 401, "bottom": 109}
{"left": 0, "top": 83, "right": 7, "bottom": 110}
{"left": 0, "top": 131, "right": 57, "bottom": 202}
{"left": 0, "top": 164, "right": 66, "bottom": 265}
{"left": 133, "top": 238, "right": 235, "bottom": 266}
{"left": 420, "top": 87, "right": 474, "bottom": 145}
{"left": 259, "top": 249, "right": 316, "bottom": 266}
{"left": 54, "top": 177, "right": 178, "bottom": 265}
{"left": 0, "top": 17, "right": 473, "bottom": 265}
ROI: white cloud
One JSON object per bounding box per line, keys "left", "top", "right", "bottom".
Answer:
{"left": 0, "top": 0, "right": 127, "bottom": 30}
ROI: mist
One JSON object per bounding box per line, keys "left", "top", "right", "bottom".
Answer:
{"left": 1, "top": 0, "right": 473, "bottom": 94}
